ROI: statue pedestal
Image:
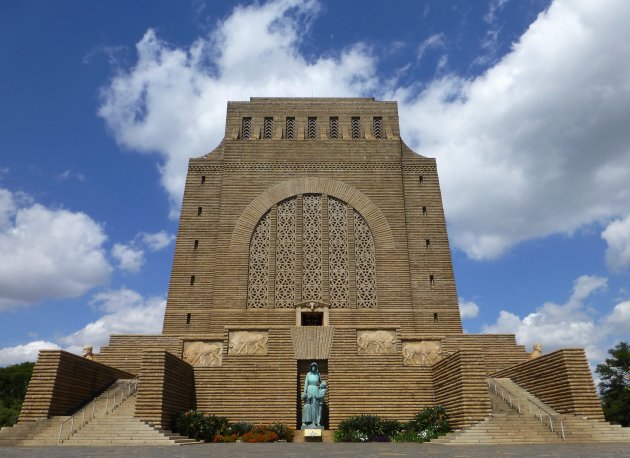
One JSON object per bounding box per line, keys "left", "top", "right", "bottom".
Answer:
{"left": 295, "top": 428, "right": 333, "bottom": 443}
{"left": 304, "top": 428, "right": 322, "bottom": 437}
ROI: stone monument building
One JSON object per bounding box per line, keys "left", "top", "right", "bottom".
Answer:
{"left": 13, "top": 98, "right": 613, "bottom": 444}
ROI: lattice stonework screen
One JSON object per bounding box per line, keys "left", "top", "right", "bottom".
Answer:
{"left": 302, "top": 194, "right": 323, "bottom": 300}
{"left": 246, "top": 194, "right": 377, "bottom": 308}
{"left": 328, "top": 198, "right": 349, "bottom": 307}
{"left": 274, "top": 198, "right": 296, "bottom": 307}
{"left": 247, "top": 211, "right": 271, "bottom": 308}
{"left": 354, "top": 210, "right": 378, "bottom": 307}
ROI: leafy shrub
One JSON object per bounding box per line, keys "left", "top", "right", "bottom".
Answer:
{"left": 407, "top": 405, "right": 450, "bottom": 435}
{"left": 228, "top": 422, "right": 253, "bottom": 436}
{"left": 174, "top": 412, "right": 293, "bottom": 443}
{"left": 334, "top": 428, "right": 368, "bottom": 442}
{"left": 334, "top": 407, "right": 451, "bottom": 443}
{"left": 380, "top": 418, "right": 405, "bottom": 437}
{"left": 240, "top": 427, "right": 279, "bottom": 443}
{"left": 338, "top": 414, "right": 383, "bottom": 441}
{"left": 212, "top": 433, "right": 238, "bottom": 443}
{"left": 268, "top": 422, "right": 295, "bottom": 442}
{"left": 174, "top": 410, "right": 229, "bottom": 442}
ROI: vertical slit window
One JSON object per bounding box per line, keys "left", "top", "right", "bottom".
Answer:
{"left": 186, "top": 313, "right": 191, "bottom": 324}
{"left": 419, "top": 175, "right": 424, "bottom": 184}
{"left": 263, "top": 117, "right": 273, "bottom": 139}
{"left": 197, "top": 207, "right": 203, "bottom": 216}
{"left": 307, "top": 117, "right": 317, "bottom": 139}
{"left": 286, "top": 117, "right": 295, "bottom": 139}
{"left": 433, "top": 312, "right": 439, "bottom": 323}
{"left": 329, "top": 117, "right": 339, "bottom": 139}
{"left": 190, "top": 275, "right": 196, "bottom": 285}
{"left": 201, "top": 175, "right": 206, "bottom": 184}
{"left": 429, "top": 274, "right": 435, "bottom": 285}
{"left": 373, "top": 117, "right": 382, "bottom": 139}
{"left": 241, "top": 117, "right": 251, "bottom": 140}
{"left": 426, "top": 239, "right": 431, "bottom": 249}
{"left": 422, "top": 206, "right": 427, "bottom": 215}
{"left": 194, "top": 240, "right": 199, "bottom": 250}
{"left": 351, "top": 117, "right": 361, "bottom": 139}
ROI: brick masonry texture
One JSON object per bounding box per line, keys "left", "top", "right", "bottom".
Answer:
{"left": 19, "top": 98, "right": 606, "bottom": 433}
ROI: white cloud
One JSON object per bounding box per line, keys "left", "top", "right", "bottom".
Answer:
{"left": 416, "top": 33, "right": 446, "bottom": 61}
{"left": 459, "top": 299, "right": 480, "bottom": 319}
{"left": 397, "top": 0, "right": 630, "bottom": 259}
{"left": 482, "top": 275, "right": 608, "bottom": 360}
{"left": 604, "top": 300, "right": 630, "bottom": 334}
{"left": 98, "top": 0, "right": 378, "bottom": 218}
{"left": 59, "top": 288, "right": 166, "bottom": 353}
{"left": 484, "top": 0, "right": 509, "bottom": 24}
{"left": 139, "top": 230, "right": 175, "bottom": 251}
{"left": 0, "top": 187, "right": 112, "bottom": 310}
{"left": 602, "top": 214, "right": 630, "bottom": 272}
{"left": 111, "top": 243, "right": 145, "bottom": 273}
{"left": 98, "top": 0, "right": 630, "bottom": 262}
{"left": 0, "top": 341, "right": 60, "bottom": 367}
{"left": 0, "top": 289, "right": 166, "bottom": 366}
{"left": 110, "top": 230, "right": 174, "bottom": 273}
{"left": 57, "top": 170, "right": 86, "bottom": 182}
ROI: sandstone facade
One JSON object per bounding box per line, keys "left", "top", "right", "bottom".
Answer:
{"left": 19, "top": 98, "right": 602, "bottom": 433}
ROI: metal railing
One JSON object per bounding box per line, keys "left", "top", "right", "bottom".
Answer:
{"left": 487, "top": 377, "right": 565, "bottom": 441}
{"left": 58, "top": 377, "right": 138, "bottom": 444}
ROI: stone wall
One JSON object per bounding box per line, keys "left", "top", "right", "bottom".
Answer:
{"left": 135, "top": 350, "right": 196, "bottom": 429}
{"left": 162, "top": 98, "right": 462, "bottom": 338}
{"left": 327, "top": 327, "right": 434, "bottom": 428}
{"left": 442, "top": 334, "right": 529, "bottom": 374}
{"left": 492, "top": 348, "right": 603, "bottom": 420}
{"left": 193, "top": 328, "right": 296, "bottom": 426}
{"left": 96, "top": 335, "right": 184, "bottom": 375}
{"left": 19, "top": 350, "right": 132, "bottom": 422}
{"left": 431, "top": 349, "right": 492, "bottom": 428}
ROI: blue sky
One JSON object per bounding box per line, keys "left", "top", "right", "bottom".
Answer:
{"left": 1, "top": 0, "right": 629, "bottom": 370}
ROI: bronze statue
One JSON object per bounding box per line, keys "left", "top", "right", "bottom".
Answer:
{"left": 301, "top": 362, "right": 327, "bottom": 429}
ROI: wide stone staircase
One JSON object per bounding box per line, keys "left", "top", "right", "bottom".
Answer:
{"left": 431, "top": 377, "right": 630, "bottom": 445}
{"left": 0, "top": 379, "right": 198, "bottom": 446}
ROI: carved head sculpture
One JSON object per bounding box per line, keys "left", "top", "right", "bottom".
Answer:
{"left": 310, "top": 362, "right": 318, "bottom": 374}
{"left": 529, "top": 343, "right": 543, "bottom": 360}
{"left": 82, "top": 345, "right": 94, "bottom": 359}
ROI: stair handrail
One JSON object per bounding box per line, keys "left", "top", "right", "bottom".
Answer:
{"left": 486, "top": 377, "right": 565, "bottom": 441}
{"left": 58, "top": 377, "right": 138, "bottom": 443}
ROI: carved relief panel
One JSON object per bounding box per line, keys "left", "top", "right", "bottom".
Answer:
{"left": 228, "top": 331, "right": 269, "bottom": 356}
{"left": 182, "top": 341, "right": 223, "bottom": 367}
{"left": 402, "top": 340, "right": 443, "bottom": 366}
{"left": 356, "top": 330, "right": 397, "bottom": 355}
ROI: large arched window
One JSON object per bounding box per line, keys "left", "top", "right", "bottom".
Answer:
{"left": 246, "top": 194, "right": 377, "bottom": 309}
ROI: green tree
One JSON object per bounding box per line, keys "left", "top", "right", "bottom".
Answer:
{"left": 0, "top": 362, "right": 35, "bottom": 427}
{"left": 596, "top": 341, "right": 630, "bottom": 426}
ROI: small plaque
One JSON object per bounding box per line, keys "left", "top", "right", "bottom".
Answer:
{"left": 305, "top": 428, "right": 322, "bottom": 437}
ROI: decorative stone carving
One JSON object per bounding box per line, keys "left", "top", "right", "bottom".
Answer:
{"left": 274, "top": 198, "right": 296, "bottom": 308}
{"left": 228, "top": 331, "right": 268, "bottom": 355}
{"left": 354, "top": 211, "right": 377, "bottom": 308}
{"left": 328, "top": 198, "right": 349, "bottom": 308}
{"left": 529, "top": 343, "right": 543, "bottom": 360}
{"left": 182, "top": 341, "right": 223, "bottom": 367}
{"left": 247, "top": 212, "right": 271, "bottom": 308}
{"left": 302, "top": 194, "right": 323, "bottom": 301}
{"left": 402, "top": 340, "right": 443, "bottom": 366}
{"left": 82, "top": 345, "right": 94, "bottom": 360}
{"left": 357, "top": 330, "right": 397, "bottom": 354}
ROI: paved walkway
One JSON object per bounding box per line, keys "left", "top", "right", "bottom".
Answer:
{"left": 0, "top": 443, "right": 628, "bottom": 457}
